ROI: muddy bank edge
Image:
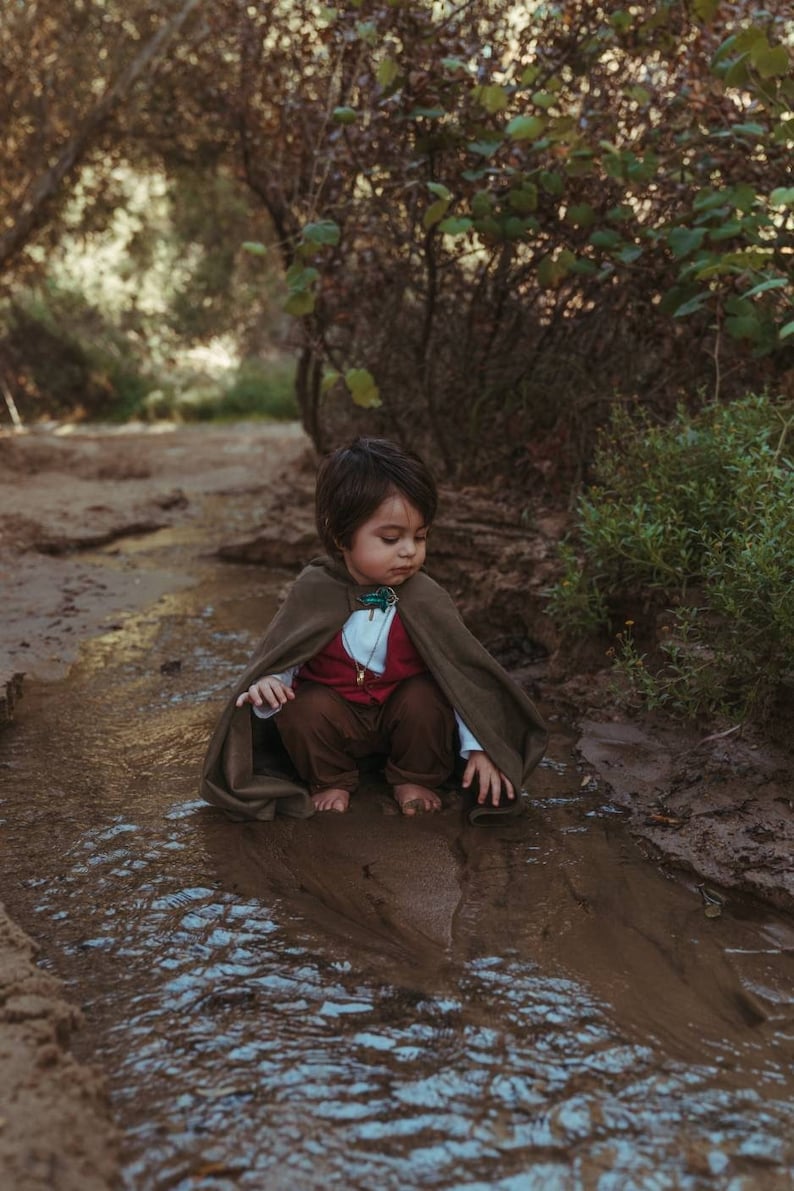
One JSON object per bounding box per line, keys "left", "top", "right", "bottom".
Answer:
{"left": 0, "top": 900, "right": 119, "bottom": 1190}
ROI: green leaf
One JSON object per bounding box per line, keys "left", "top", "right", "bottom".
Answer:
{"left": 505, "top": 114, "right": 545, "bottom": 141}
{"left": 508, "top": 186, "right": 538, "bottom": 214}
{"left": 356, "top": 20, "right": 377, "bottom": 44}
{"left": 627, "top": 85, "right": 651, "bottom": 105}
{"left": 752, "top": 42, "right": 789, "bottom": 79}
{"left": 332, "top": 106, "right": 357, "bottom": 124}
{"left": 473, "top": 215, "right": 501, "bottom": 240}
{"left": 286, "top": 264, "right": 319, "bottom": 291}
{"left": 345, "top": 368, "right": 381, "bottom": 408}
{"left": 503, "top": 216, "right": 526, "bottom": 241}
{"left": 618, "top": 245, "right": 643, "bottom": 265}
{"left": 610, "top": 10, "right": 632, "bottom": 32}
{"left": 712, "top": 33, "right": 739, "bottom": 66}
{"left": 321, "top": 370, "right": 340, "bottom": 394}
{"left": 467, "top": 139, "right": 503, "bottom": 157}
{"left": 725, "top": 296, "right": 753, "bottom": 317}
{"left": 566, "top": 203, "right": 596, "bottom": 228}
{"left": 731, "top": 183, "right": 756, "bottom": 213}
{"left": 673, "top": 293, "right": 710, "bottom": 317}
{"left": 770, "top": 187, "right": 794, "bottom": 206}
{"left": 779, "top": 321, "right": 794, "bottom": 340}
{"left": 283, "top": 291, "right": 315, "bottom": 316}
{"left": 725, "top": 313, "right": 763, "bottom": 340}
{"left": 734, "top": 26, "right": 767, "bottom": 53}
{"left": 668, "top": 227, "right": 707, "bottom": 258}
{"left": 730, "top": 122, "right": 765, "bottom": 137}
{"left": 427, "top": 182, "right": 452, "bottom": 201}
{"left": 532, "top": 91, "right": 557, "bottom": 109}
{"left": 708, "top": 220, "right": 743, "bottom": 241}
{"left": 302, "top": 220, "right": 341, "bottom": 246}
{"left": 723, "top": 54, "right": 750, "bottom": 87}
{"left": 423, "top": 198, "right": 450, "bottom": 229}
{"left": 441, "top": 56, "right": 467, "bottom": 72}
{"left": 568, "top": 257, "right": 599, "bottom": 276}
{"left": 408, "top": 106, "right": 446, "bottom": 119}
{"left": 537, "top": 252, "right": 574, "bottom": 287}
{"left": 520, "top": 65, "right": 540, "bottom": 86}
{"left": 693, "top": 189, "right": 729, "bottom": 212}
{"left": 377, "top": 57, "right": 400, "bottom": 88}
{"left": 537, "top": 255, "right": 558, "bottom": 287}
{"left": 693, "top": 0, "right": 718, "bottom": 21}
{"left": 471, "top": 191, "right": 493, "bottom": 217}
{"left": 589, "top": 228, "right": 622, "bottom": 249}
{"left": 475, "top": 84, "right": 508, "bottom": 114}
{"left": 438, "top": 216, "right": 473, "bottom": 235}
{"left": 540, "top": 170, "right": 564, "bottom": 196}
{"left": 242, "top": 241, "right": 267, "bottom": 257}
{"left": 742, "top": 277, "right": 789, "bottom": 298}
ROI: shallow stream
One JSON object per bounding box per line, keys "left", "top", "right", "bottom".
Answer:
{"left": 3, "top": 522, "right": 794, "bottom": 1190}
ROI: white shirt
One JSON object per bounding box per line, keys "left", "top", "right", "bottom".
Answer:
{"left": 252, "top": 604, "right": 482, "bottom": 758}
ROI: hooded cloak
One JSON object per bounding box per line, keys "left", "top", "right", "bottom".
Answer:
{"left": 199, "top": 556, "right": 547, "bottom": 825}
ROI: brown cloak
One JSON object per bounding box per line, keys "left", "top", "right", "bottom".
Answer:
{"left": 199, "top": 556, "right": 548, "bottom": 825}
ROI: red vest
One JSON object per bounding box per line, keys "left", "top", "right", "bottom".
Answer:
{"left": 297, "top": 612, "right": 427, "bottom": 705}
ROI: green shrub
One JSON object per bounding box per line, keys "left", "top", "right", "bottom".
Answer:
{"left": 220, "top": 358, "right": 298, "bottom": 420}
{"left": 549, "top": 393, "right": 794, "bottom": 719}
{"left": 3, "top": 286, "right": 154, "bottom": 421}
{"left": 150, "top": 358, "right": 298, "bottom": 422}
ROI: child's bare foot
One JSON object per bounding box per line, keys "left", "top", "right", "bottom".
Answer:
{"left": 392, "top": 783, "right": 442, "bottom": 816}
{"left": 311, "top": 788, "right": 350, "bottom": 813}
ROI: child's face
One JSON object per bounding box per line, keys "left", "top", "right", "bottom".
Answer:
{"left": 341, "top": 492, "right": 428, "bottom": 587}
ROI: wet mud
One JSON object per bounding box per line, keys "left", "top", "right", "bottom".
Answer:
{"left": 3, "top": 543, "right": 794, "bottom": 1189}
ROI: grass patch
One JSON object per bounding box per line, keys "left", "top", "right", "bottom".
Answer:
{"left": 549, "top": 393, "right": 794, "bottom": 720}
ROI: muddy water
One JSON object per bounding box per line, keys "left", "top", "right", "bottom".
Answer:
{"left": 3, "top": 541, "right": 794, "bottom": 1189}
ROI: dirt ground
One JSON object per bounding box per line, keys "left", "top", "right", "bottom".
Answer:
{"left": 1, "top": 419, "right": 792, "bottom": 1188}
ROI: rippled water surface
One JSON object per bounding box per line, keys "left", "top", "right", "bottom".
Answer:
{"left": 3, "top": 551, "right": 794, "bottom": 1190}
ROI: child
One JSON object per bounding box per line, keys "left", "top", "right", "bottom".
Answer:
{"left": 200, "top": 437, "right": 547, "bottom": 824}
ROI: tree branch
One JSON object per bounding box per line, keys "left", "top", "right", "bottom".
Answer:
{"left": 0, "top": 0, "right": 206, "bottom": 276}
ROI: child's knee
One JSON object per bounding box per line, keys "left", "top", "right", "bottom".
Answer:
{"left": 276, "top": 681, "right": 351, "bottom": 743}
{"left": 389, "top": 674, "right": 454, "bottom": 730}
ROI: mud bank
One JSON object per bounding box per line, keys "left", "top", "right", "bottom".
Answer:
{"left": 0, "top": 904, "right": 118, "bottom": 1190}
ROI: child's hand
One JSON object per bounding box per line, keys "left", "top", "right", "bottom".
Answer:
{"left": 462, "top": 750, "right": 515, "bottom": 806}
{"left": 235, "top": 676, "right": 295, "bottom": 711}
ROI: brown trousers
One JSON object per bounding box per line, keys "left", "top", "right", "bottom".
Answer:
{"left": 275, "top": 674, "right": 456, "bottom": 794}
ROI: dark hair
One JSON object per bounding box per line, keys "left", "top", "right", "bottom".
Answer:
{"left": 315, "top": 437, "right": 438, "bottom": 554}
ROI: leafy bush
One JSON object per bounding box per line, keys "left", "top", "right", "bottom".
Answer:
{"left": 220, "top": 358, "right": 298, "bottom": 420}
{"left": 550, "top": 393, "right": 794, "bottom": 719}
{"left": 142, "top": 358, "right": 298, "bottom": 422}
{"left": 204, "top": 1, "right": 792, "bottom": 476}
{"left": 2, "top": 286, "right": 154, "bottom": 421}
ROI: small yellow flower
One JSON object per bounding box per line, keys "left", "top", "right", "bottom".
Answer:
{"left": 624, "top": 619, "right": 635, "bottom": 627}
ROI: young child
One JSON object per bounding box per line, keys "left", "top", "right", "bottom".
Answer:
{"left": 200, "top": 437, "right": 547, "bottom": 824}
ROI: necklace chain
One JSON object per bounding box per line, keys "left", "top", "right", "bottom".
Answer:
{"left": 341, "top": 606, "right": 392, "bottom": 688}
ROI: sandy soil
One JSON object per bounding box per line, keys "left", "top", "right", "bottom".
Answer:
{"left": 1, "top": 418, "right": 792, "bottom": 1187}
